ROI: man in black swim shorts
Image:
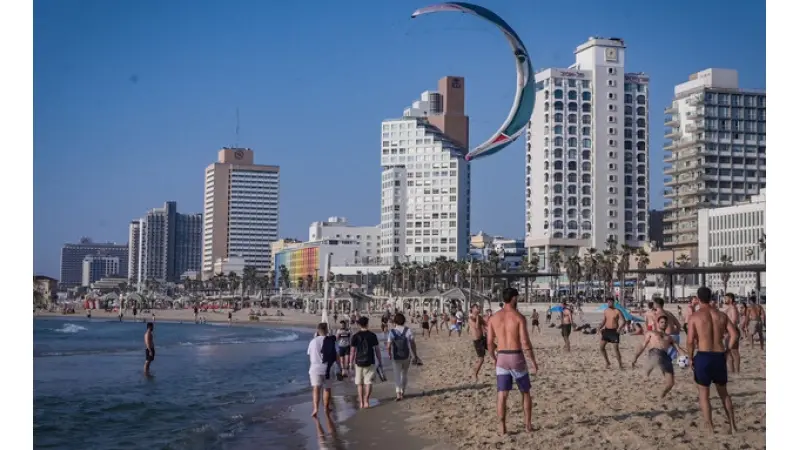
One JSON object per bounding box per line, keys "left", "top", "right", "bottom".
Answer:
{"left": 144, "top": 322, "right": 155, "bottom": 375}
{"left": 559, "top": 301, "right": 574, "bottom": 352}
{"left": 469, "top": 304, "right": 488, "bottom": 382}
{"left": 421, "top": 310, "right": 431, "bottom": 338}
{"left": 599, "top": 297, "right": 624, "bottom": 369}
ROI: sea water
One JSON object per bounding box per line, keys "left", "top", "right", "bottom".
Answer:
{"left": 34, "top": 317, "right": 317, "bottom": 449}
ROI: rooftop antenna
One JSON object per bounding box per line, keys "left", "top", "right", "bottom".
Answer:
{"left": 235, "top": 107, "right": 240, "bottom": 148}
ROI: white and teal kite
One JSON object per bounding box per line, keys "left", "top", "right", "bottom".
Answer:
{"left": 411, "top": 2, "right": 535, "bottom": 162}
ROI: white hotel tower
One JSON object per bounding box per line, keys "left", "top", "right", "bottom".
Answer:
{"left": 380, "top": 76, "right": 471, "bottom": 264}
{"left": 525, "top": 37, "right": 650, "bottom": 261}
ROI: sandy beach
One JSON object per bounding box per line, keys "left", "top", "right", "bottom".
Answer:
{"left": 383, "top": 312, "right": 766, "bottom": 450}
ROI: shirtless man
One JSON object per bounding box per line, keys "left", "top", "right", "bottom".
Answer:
{"left": 469, "top": 303, "right": 488, "bottom": 382}
{"left": 487, "top": 288, "right": 538, "bottom": 435}
{"left": 644, "top": 302, "right": 657, "bottom": 332}
{"left": 144, "top": 322, "right": 155, "bottom": 376}
{"left": 737, "top": 302, "right": 748, "bottom": 339}
{"left": 559, "top": 302, "right": 574, "bottom": 352}
{"left": 683, "top": 296, "right": 699, "bottom": 335}
{"left": 599, "top": 297, "right": 625, "bottom": 369}
{"left": 686, "top": 286, "right": 738, "bottom": 434}
{"left": 744, "top": 298, "right": 765, "bottom": 350}
{"left": 652, "top": 298, "right": 683, "bottom": 360}
{"left": 421, "top": 310, "right": 431, "bottom": 338}
{"left": 530, "top": 309, "right": 540, "bottom": 334}
{"left": 632, "top": 316, "right": 685, "bottom": 398}
{"left": 722, "top": 293, "right": 741, "bottom": 373}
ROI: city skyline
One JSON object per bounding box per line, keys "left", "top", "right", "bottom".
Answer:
{"left": 33, "top": 0, "right": 766, "bottom": 277}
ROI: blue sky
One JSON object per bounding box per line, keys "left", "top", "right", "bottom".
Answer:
{"left": 33, "top": 0, "right": 765, "bottom": 277}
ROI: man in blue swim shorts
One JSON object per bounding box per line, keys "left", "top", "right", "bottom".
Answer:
{"left": 487, "top": 288, "right": 538, "bottom": 435}
{"left": 686, "top": 286, "right": 739, "bottom": 434}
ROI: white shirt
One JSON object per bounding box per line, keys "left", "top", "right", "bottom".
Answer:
{"left": 386, "top": 326, "right": 414, "bottom": 344}
{"left": 307, "top": 335, "right": 327, "bottom": 376}
{"left": 455, "top": 311, "right": 464, "bottom": 322}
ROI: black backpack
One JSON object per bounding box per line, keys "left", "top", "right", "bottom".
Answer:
{"left": 389, "top": 327, "right": 411, "bottom": 360}
{"left": 354, "top": 333, "right": 373, "bottom": 367}
{"left": 321, "top": 335, "right": 337, "bottom": 364}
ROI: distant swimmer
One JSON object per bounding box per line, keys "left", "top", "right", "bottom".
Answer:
{"left": 632, "top": 315, "right": 685, "bottom": 398}
{"left": 469, "top": 303, "right": 488, "bottom": 383}
{"left": 530, "top": 309, "right": 540, "bottom": 334}
{"left": 487, "top": 288, "right": 538, "bottom": 435}
{"left": 722, "top": 293, "right": 741, "bottom": 373}
{"left": 687, "top": 286, "right": 738, "bottom": 434}
{"left": 744, "top": 298, "right": 765, "bottom": 350}
{"left": 133, "top": 306, "right": 138, "bottom": 322}
{"left": 599, "top": 297, "right": 625, "bottom": 370}
{"left": 144, "top": 322, "right": 155, "bottom": 376}
{"left": 559, "top": 301, "right": 573, "bottom": 352}
{"left": 118, "top": 309, "right": 124, "bottom": 322}
{"left": 193, "top": 306, "right": 199, "bottom": 324}
{"left": 228, "top": 310, "right": 233, "bottom": 326}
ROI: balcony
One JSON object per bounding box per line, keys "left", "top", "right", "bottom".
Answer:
{"left": 664, "top": 116, "right": 679, "bottom": 127}
{"left": 665, "top": 128, "right": 681, "bottom": 139}
{"left": 665, "top": 105, "right": 678, "bottom": 114}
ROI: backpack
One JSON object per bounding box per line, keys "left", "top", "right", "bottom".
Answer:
{"left": 389, "top": 327, "right": 411, "bottom": 360}
{"left": 354, "top": 333, "right": 373, "bottom": 367}
{"left": 336, "top": 330, "right": 351, "bottom": 348}
{"left": 321, "top": 335, "right": 337, "bottom": 365}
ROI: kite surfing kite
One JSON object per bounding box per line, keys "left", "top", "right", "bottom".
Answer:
{"left": 411, "top": 2, "right": 535, "bottom": 162}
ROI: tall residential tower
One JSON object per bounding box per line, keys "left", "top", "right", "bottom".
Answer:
{"left": 202, "top": 148, "right": 280, "bottom": 277}
{"left": 380, "top": 76, "right": 471, "bottom": 264}
{"left": 663, "top": 69, "right": 766, "bottom": 249}
{"left": 525, "top": 37, "right": 650, "bottom": 262}
{"left": 135, "top": 202, "right": 203, "bottom": 284}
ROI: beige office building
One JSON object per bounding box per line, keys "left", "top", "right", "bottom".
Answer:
{"left": 202, "top": 148, "right": 280, "bottom": 278}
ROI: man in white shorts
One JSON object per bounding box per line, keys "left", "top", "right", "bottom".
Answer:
{"left": 307, "top": 322, "right": 333, "bottom": 417}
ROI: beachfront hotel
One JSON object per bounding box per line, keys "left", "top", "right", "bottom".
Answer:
{"left": 202, "top": 148, "right": 280, "bottom": 278}
{"left": 663, "top": 68, "right": 766, "bottom": 250}
{"left": 379, "top": 76, "right": 471, "bottom": 264}
{"left": 698, "top": 190, "right": 766, "bottom": 294}
{"left": 525, "top": 37, "right": 651, "bottom": 264}
{"left": 59, "top": 238, "right": 129, "bottom": 288}
{"left": 132, "top": 202, "right": 203, "bottom": 284}
{"left": 308, "top": 217, "right": 381, "bottom": 264}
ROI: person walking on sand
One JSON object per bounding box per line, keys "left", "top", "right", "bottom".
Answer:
{"left": 308, "top": 322, "right": 335, "bottom": 417}
{"left": 687, "top": 286, "right": 738, "bottom": 434}
{"left": 632, "top": 315, "right": 686, "bottom": 398}
{"left": 530, "top": 309, "right": 540, "bottom": 334}
{"left": 144, "top": 322, "right": 155, "bottom": 376}
{"left": 421, "top": 310, "right": 431, "bottom": 338}
{"left": 430, "top": 311, "right": 439, "bottom": 335}
{"left": 487, "top": 288, "right": 538, "bottom": 435}
{"left": 744, "top": 298, "right": 765, "bottom": 350}
{"left": 469, "top": 303, "right": 488, "bottom": 383}
{"left": 455, "top": 307, "right": 465, "bottom": 335}
{"left": 559, "top": 301, "right": 573, "bottom": 352}
{"left": 335, "top": 320, "right": 352, "bottom": 378}
{"left": 599, "top": 297, "right": 625, "bottom": 369}
{"left": 722, "top": 293, "right": 742, "bottom": 373}
{"left": 349, "top": 316, "right": 382, "bottom": 409}
{"left": 386, "top": 313, "right": 418, "bottom": 401}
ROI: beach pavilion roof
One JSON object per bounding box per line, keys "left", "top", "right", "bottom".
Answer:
{"left": 418, "top": 288, "right": 444, "bottom": 298}
{"left": 440, "top": 287, "right": 486, "bottom": 302}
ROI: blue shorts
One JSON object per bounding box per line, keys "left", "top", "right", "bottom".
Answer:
{"left": 667, "top": 334, "right": 681, "bottom": 360}
{"left": 693, "top": 351, "right": 728, "bottom": 387}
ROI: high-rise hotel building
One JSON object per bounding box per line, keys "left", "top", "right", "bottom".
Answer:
{"left": 202, "top": 148, "right": 280, "bottom": 278}
{"left": 663, "top": 69, "right": 766, "bottom": 249}
{"left": 380, "top": 76, "right": 471, "bottom": 264}
{"left": 525, "top": 37, "right": 650, "bottom": 260}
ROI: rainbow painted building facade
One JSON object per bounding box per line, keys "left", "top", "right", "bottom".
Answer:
{"left": 272, "top": 239, "right": 361, "bottom": 288}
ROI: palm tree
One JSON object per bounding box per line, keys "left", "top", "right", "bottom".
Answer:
{"left": 242, "top": 266, "right": 258, "bottom": 299}
{"left": 659, "top": 261, "right": 670, "bottom": 300}
{"left": 616, "top": 245, "right": 633, "bottom": 306}
{"left": 296, "top": 276, "right": 304, "bottom": 291}
{"left": 183, "top": 276, "right": 194, "bottom": 294}
{"left": 582, "top": 248, "right": 598, "bottom": 299}
{"left": 634, "top": 248, "right": 650, "bottom": 304}
{"left": 278, "top": 265, "right": 290, "bottom": 289}
{"left": 228, "top": 272, "right": 241, "bottom": 302}
{"left": 549, "top": 250, "right": 563, "bottom": 299}
{"left": 718, "top": 254, "right": 733, "bottom": 295}
{"left": 598, "top": 250, "right": 616, "bottom": 297}
{"left": 676, "top": 254, "right": 691, "bottom": 300}
{"left": 565, "top": 255, "right": 582, "bottom": 297}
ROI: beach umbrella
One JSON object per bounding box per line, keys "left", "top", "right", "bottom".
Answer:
{"left": 596, "top": 302, "right": 644, "bottom": 323}
{"left": 548, "top": 305, "right": 565, "bottom": 313}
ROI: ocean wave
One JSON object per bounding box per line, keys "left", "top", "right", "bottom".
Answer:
{"left": 53, "top": 324, "right": 87, "bottom": 334}
{"left": 180, "top": 332, "right": 300, "bottom": 347}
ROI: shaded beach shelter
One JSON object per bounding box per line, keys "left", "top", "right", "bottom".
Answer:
{"left": 596, "top": 302, "right": 644, "bottom": 323}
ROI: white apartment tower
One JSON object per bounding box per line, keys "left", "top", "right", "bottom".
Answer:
{"left": 380, "top": 76, "right": 471, "bottom": 264}
{"left": 526, "top": 37, "right": 650, "bottom": 260}
{"left": 127, "top": 220, "right": 141, "bottom": 284}
{"left": 202, "top": 148, "right": 280, "bottom": 278}
{"left": 308, "top": 217, "right": 381, "bottom": 264}
{"left": 663, "top": 69, "right": 766, "bottom": 249}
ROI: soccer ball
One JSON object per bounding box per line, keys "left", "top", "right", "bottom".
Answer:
{"left": 677, "top": 355, "right": 690, "bottom": 368}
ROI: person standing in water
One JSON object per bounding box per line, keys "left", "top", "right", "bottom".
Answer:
{"left": 687, "top": 286, "right": 738, "bottom": 434}
{"left": 469, "top": 303, "right": 488, "bottom": 383}
{"left": 144, "top": 322, "right": 155, "bottom": 376}
{"left": 335, "top": 320, "right": 351, "bottom": 378}
{"left": 350, "top": 316, "right": 382, "bottom": 409}
{"left": 486, "top": 288, "right": 538, "bottom": 435}
{"left": 307, "top": 322, "right": 334, "bottom": 418}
